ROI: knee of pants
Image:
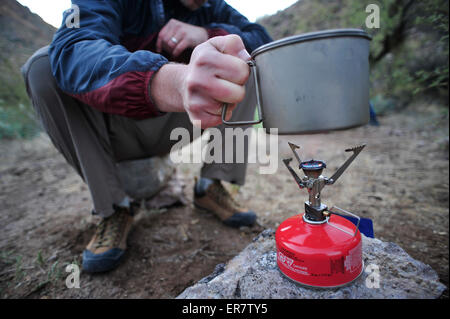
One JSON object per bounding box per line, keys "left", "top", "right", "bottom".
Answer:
{"left": 22, "top": 48, "right": 60, "bottom": 109}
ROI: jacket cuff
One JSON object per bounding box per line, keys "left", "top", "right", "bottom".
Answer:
{"left": 206, "top": 28, "right": 230, "bottom": 38}
{"left": 72, "top": 68, "right": 167, "bottom": 119}
{"left": 146, "top": 62, "right": 168, "bottom": 117}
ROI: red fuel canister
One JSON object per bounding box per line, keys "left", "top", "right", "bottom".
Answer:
{"left": 276, "top": 213, "right": 363, "bottom": 287}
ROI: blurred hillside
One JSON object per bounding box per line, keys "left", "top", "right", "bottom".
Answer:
{"left": 0, "top": 0, "right": 55, "bottom": 138}
{"left": 258, "top": 0, "right": 449, "bottom": 113}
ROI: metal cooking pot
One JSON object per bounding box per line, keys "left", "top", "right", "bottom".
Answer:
{"left": 222, "top": 29, "right": 372, "bottom": 134}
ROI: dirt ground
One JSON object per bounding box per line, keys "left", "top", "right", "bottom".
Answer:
{"left": 0, "top": 100, "right": 448, "bottom": 299}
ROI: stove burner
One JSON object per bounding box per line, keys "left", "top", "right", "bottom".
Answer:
{"left": 284, "top": 142, "right": 366, "bottom": 213}
{"left": 300, "top": 159, "right": 326, "bottom": 178}
{"left": 300, "top": 159, "right": 326, "bottom": 171}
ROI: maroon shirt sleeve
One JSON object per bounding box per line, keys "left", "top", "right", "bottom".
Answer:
{"left": 206, "top": 28, "right": 230, "bottom": 38}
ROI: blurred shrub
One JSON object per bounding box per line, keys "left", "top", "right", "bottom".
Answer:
{"left": 0, "top": 58, "right": 40, "bottom": 139}
{"left": 0, "top": 100, "right": 40, "bottom": 139}
{"left": 371, "top": 94, "right": 398, "bottom": 115}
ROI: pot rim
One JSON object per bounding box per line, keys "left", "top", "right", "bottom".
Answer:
{"left": 251, "top": 28, "right": 372, "bottom": 58}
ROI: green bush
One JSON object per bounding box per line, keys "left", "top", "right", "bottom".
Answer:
{"left": 0, "top": 100, "right": 40, "bottom": 139}
{"left": 0, "top": 52, "right": 41, "bottom": 139}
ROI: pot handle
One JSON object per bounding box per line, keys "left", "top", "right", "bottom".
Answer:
{"left": 221, "top": 60, "right": 264, "bottom": 126}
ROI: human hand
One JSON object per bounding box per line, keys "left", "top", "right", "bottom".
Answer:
{"left": 156, "top": 18, "right": 209, "bottom": 58}
{"left": 151, "top": 35, "right": 251, "bottom": 128}
{"left": 181, "top": 35, "right": 251, "bottom": 128}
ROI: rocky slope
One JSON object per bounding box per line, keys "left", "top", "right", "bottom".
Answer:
{"left": 0, "top": 0, "right": 55, "bottom": 138}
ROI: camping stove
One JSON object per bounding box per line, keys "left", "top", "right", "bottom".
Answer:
{"left": 275, "top": 142, "right": 366, "bottom": 288}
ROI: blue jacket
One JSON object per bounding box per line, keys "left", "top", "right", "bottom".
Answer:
{"left": 49, "top": 0, "right": 272, "bottom": 118}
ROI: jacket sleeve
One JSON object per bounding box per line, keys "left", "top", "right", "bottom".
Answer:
{"left": 204, "top": 0, "right": 273, "bottom": 53}
{"left": 48, "top": 0, "right": 168, "bottom": 118}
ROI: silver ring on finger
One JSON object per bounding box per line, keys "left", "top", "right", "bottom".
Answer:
{"left": 170, "top": 37, "right": 178, "bottom": 44}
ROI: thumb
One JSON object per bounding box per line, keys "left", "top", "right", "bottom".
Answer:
{"left": 208, "top": 34, "right": 251, "bottom": 61}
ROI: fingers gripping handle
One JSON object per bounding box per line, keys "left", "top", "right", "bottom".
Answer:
{"left": 221, "top": 60, "right": 264, "bottom": 126}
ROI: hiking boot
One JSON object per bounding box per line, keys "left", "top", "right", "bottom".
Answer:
{"left": 194, "top": 178, "right": 257, "bottom": 228}
{"left": 82, "top": 205, "right": 134, "bottom": 273}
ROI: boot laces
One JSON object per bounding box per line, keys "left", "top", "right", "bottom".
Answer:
{"left": 94, "top": 209, "right": 127, "bottom": 249}
{"left": 209, "top": 181, "right": 241, "bottom": 211}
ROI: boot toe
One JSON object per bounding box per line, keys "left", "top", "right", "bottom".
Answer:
{"left": 82, "top": 248, "right": 125, "bottom": 273}
{"left": 223, "top": 211, "right": 257, "bottom": 228}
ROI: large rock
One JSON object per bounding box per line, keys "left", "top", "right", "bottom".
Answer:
{"left": 116, "top": 155, "right": 175, "bottom": 200}
{"left": 177, "top": 229, "right": 446, "bottom": 299}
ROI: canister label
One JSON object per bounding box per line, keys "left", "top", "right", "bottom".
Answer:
{"left": 277, "top": 250, "right": 309, "bottom": 275}
{"left": 277, "top": 240, "right": 362, "bottom": 277}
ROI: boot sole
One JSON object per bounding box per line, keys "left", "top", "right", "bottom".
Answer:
{"left": 193, "top": 202, "right": 256, "bottom": 228}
